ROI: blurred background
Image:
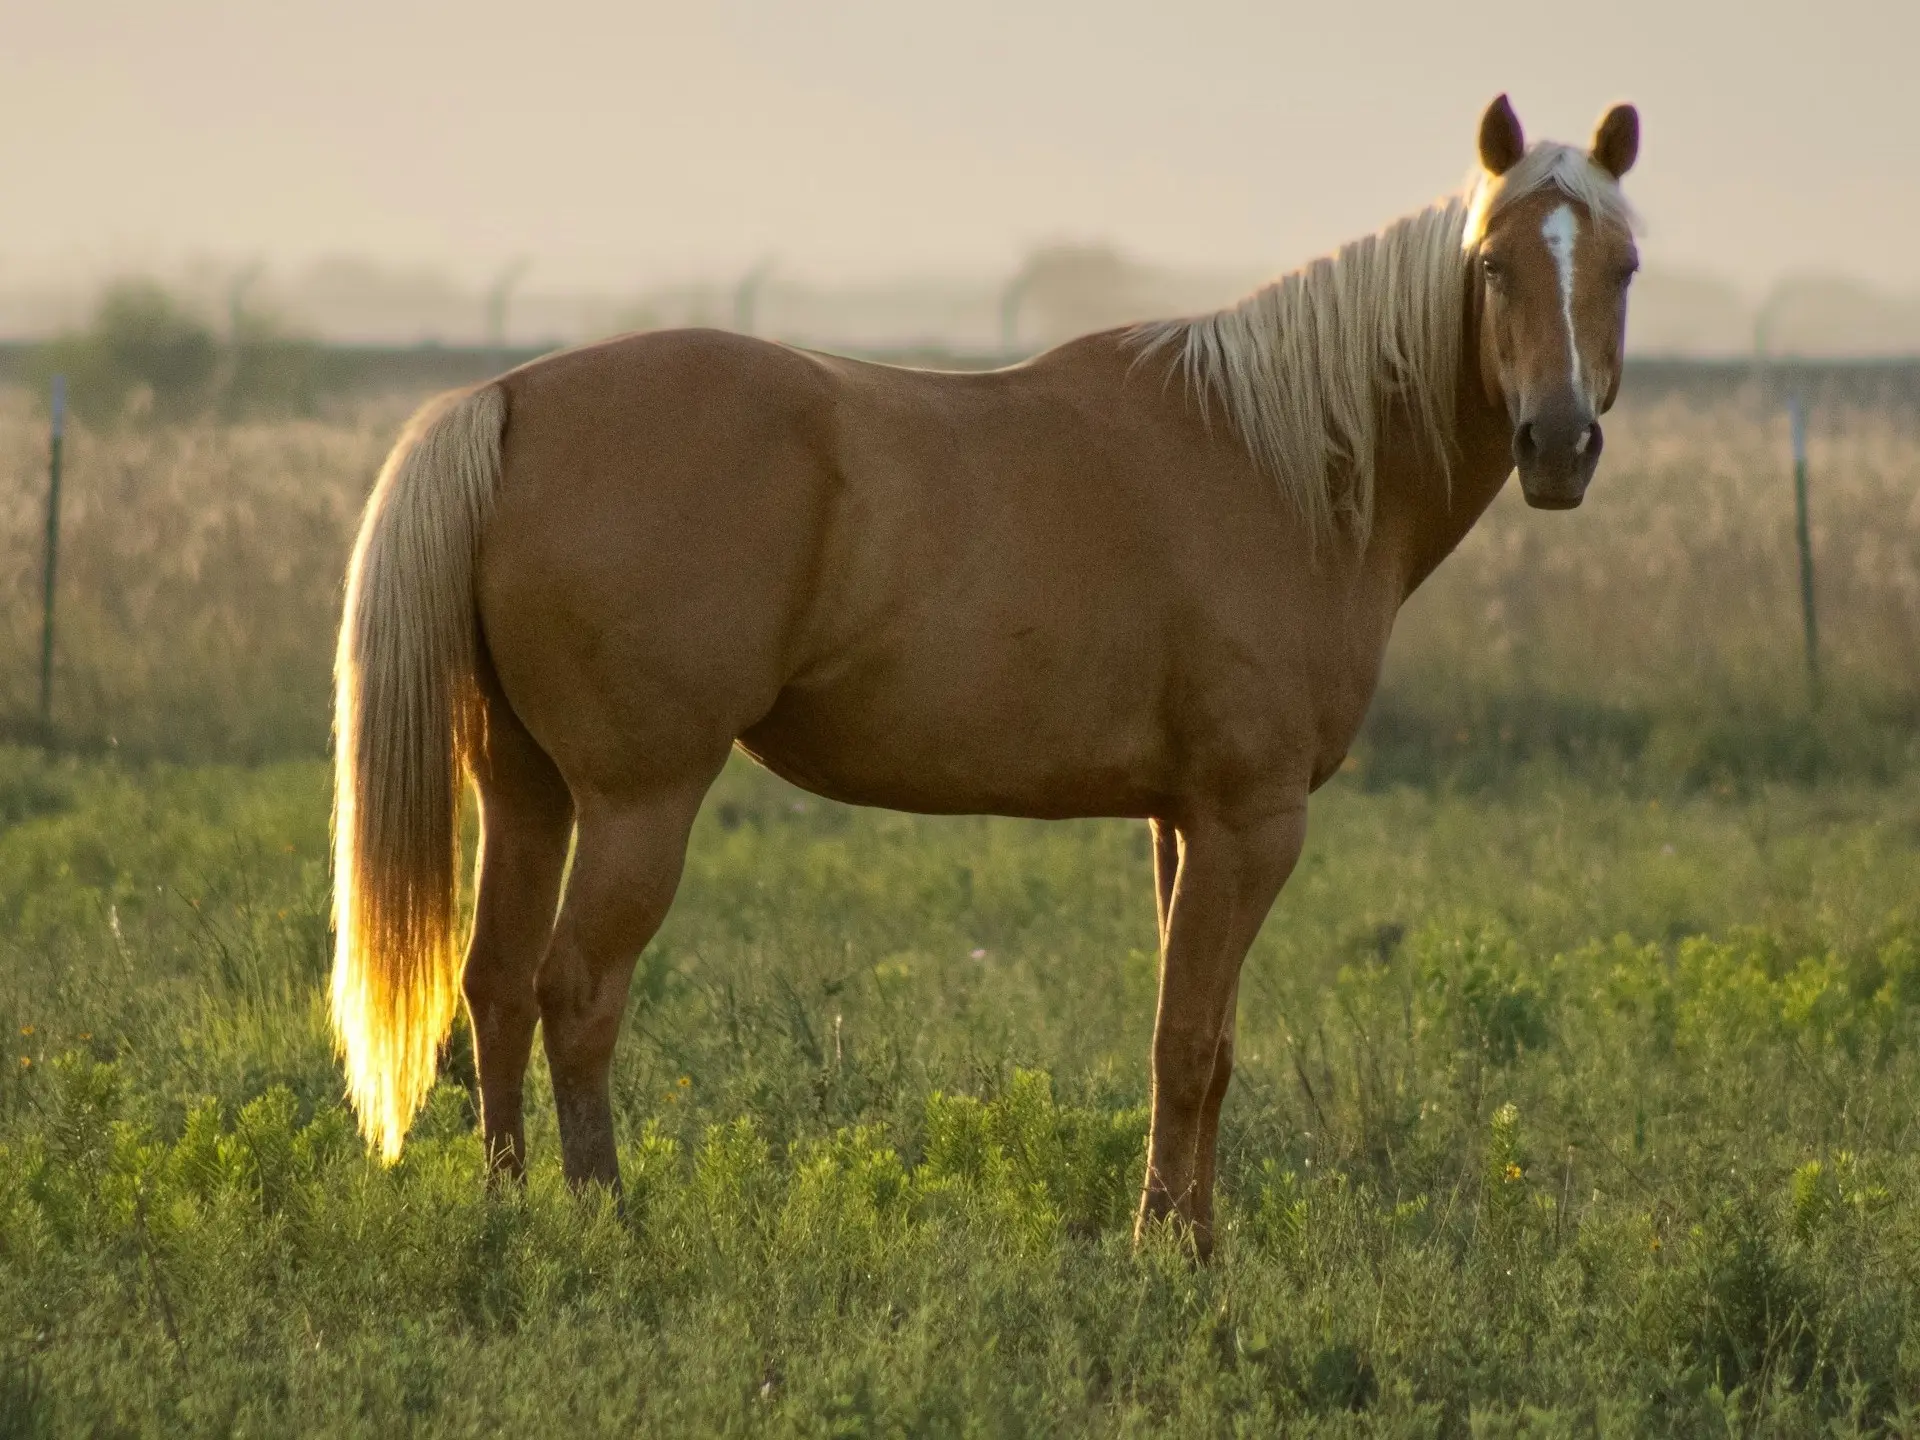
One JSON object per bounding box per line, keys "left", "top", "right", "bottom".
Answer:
{"left": 5, "top": 0, "right": 1919, "bottom": 354}
{"left": 2, "top": 0, "right": 1916, "bottom": 786}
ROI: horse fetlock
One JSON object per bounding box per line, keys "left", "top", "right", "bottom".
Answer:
{"left": 552, "top": 1087, "right": 622, "bottom": 1192}
{"left": 481, "top": 1123, "right": 527, "bottom": 1184}
{"left": 1134, "top": 1180, "right": 1214, "bottom": 1262}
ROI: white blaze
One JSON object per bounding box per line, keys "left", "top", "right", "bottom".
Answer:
{"left": 1540, "top": 204, "right": 1582, "bottom": 400}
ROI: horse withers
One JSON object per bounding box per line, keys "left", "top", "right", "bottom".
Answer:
{"left": 331, "top": 95, "right": 1641, "bottom": 1257}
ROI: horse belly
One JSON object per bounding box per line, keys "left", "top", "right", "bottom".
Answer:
{"left": 737, "top": 659, "right": 1170, "bottom": 821}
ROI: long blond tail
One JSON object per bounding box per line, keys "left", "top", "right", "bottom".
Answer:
{"left": 332, "top": 384, "right": 506, "bottom": 1162}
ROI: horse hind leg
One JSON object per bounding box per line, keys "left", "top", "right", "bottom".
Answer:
{"left": 536, "top": 774, "right": 717, "bottom": 1196}
{"left": 462, "top": 678, "right": 574, "bottom": 1181}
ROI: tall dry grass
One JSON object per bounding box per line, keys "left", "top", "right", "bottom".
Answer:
{"left": 1399, "top": 390, "right": 1920, "bottom": 699}
{"left": 0, "top": 377, "right": 1915, "bottom": 781}
{"left": 1377, "top": 384, "right": 1920, "bottom": 785}
{"left": 0, "top": 387, "right": 413, "bottom": 758}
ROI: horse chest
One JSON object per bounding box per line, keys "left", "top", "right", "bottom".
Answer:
{"left": 1157, "top": 577, "right": 1398, "bottom": 801}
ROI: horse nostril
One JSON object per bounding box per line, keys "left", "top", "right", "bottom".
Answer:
{"left": 1513, "top": 421, "right": 1538, "bottom": 463}
{"left": 1585, "top": 423, "right": 1604, "bottom": 459}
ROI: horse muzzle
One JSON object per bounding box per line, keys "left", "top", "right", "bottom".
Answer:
{"left": 1513, "top": 403, "right": 1602, "bottom": 510}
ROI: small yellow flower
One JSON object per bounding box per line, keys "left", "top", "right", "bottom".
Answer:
{"left": 18, "top": 1025, "right": 32, "bottom": 1037}
{"left": 79, "top": 1032, "right": 92, "bottom": 1041}
{"left": 677, "top": 1075, "right": 691, "bottom": 1088}
{"left": 18, "top": 1056, "right": 30, "bottom": 1069}
{"left": 1503, "top": 1163, "right": 1523, "bottom": 1183}
{"left": 1649, "top": 1235, "right": 1662, "bottom": 1252}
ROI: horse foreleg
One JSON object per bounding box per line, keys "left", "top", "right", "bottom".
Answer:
{"left": 1189, "top": 974, "right": 1243, "bottom": 1242}
{"left": 1137, "top": 803, "right": 1305, "bottom": 1259}
{"left": 462, "top": 691, "right": 573, "bottom": 1183}
{"left": 535, "top": 782, "right": 709, "bottom": 1197}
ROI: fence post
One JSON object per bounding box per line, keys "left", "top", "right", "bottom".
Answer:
{"left": 1788, "top": 392, "right": 1819, "bottom": 708}
{"left": 39, "top": 375, "right": 66, "bottom": 745}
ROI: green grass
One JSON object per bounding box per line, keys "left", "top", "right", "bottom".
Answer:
{"left": 6, "top": 747, "right": 1920, "bottom": 1436}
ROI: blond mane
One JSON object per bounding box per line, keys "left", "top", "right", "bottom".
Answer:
{"left": 1131, "top": 141, "right": 1637, "bottom": 547}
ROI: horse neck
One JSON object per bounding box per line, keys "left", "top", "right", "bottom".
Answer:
{"left": 1369, "top": 269, "right": 1513, "bottom": 597}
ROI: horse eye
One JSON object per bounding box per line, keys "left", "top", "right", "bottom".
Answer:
{"left": 1480, "top": 255, "right": 1507, "bottom": 286}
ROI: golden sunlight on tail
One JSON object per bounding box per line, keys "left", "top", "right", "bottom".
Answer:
{"left": 332, "top": 384, "right": 505, "bottom": 1162}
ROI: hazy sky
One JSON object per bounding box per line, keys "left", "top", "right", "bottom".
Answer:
{"left": 6, "top": 0, "right": 1917, "bottom": 293}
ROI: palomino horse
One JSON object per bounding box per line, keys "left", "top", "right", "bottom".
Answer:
{"left": 332, "top": 95, "right": 1641, "bottom": 1255}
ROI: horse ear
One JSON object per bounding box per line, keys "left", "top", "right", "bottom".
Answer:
{"left": 1591, "top": 104, "right": 1639, "bottom": 178}
{"left": 1478, "top": 94, "right": 1525, "bottom": 176}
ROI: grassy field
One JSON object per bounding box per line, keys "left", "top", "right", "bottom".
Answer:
{"left": 6, "top": 750, "right": 1920, "bottom": 1435}
{"left": 2, "top": 378, "right": 1919, "bottom": 1434}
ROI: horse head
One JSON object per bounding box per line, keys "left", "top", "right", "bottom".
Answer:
{"left": 1471, "top": 95, "right": 1641, "bottom": 509}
